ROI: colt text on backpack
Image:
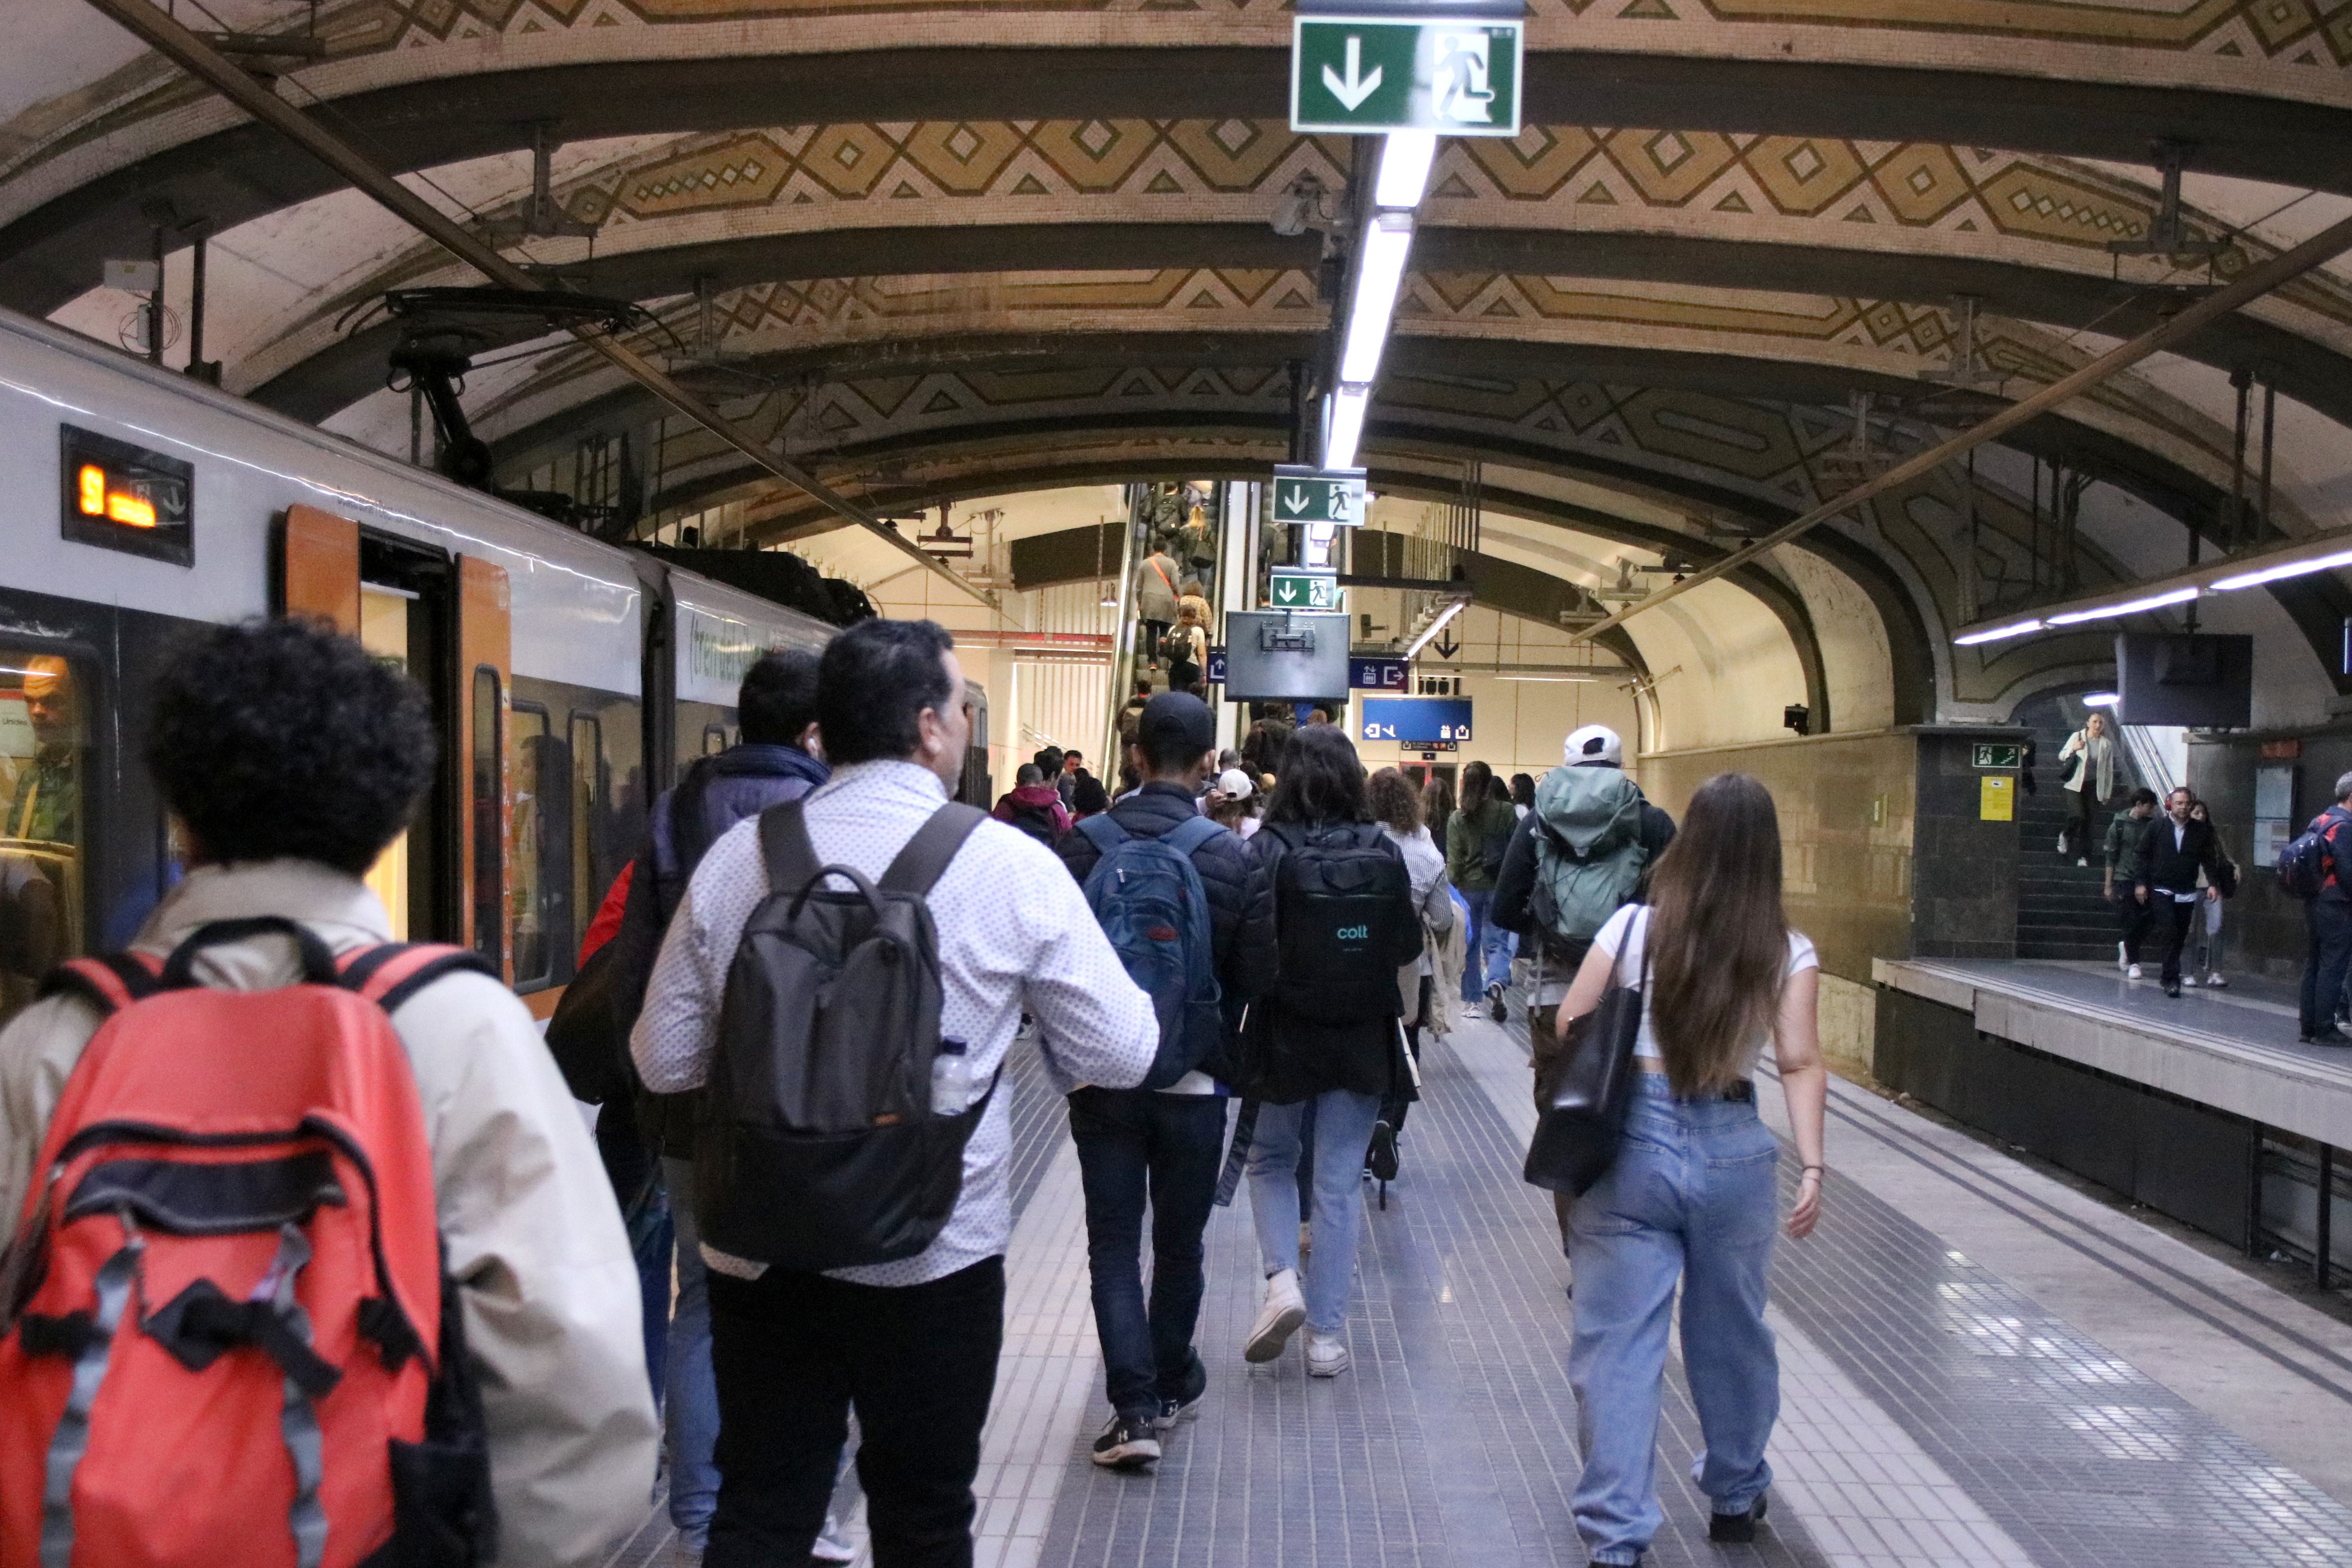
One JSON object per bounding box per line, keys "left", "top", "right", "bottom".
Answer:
{"left": 1529, "top": 766, "right": 1651, "bottom": 945}
{"left": 695, "top": 798, "right": 995, "bottom": 1272}
{"left": 0, "top": 917, "right": 495, "bottom": 1568}
{"left": 1073, "top": 815, "right": 1225, "bottom": 1090}
{"left": 2277, "top": 804, "right": 2352, "bottom": 900}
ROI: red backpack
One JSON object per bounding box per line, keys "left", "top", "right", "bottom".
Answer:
{"left": 0, "top": 917, "right": 497, "bottom": 1568}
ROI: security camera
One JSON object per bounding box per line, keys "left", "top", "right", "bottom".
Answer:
{"left": 1271, "top": 174, "right": 1332, "bottom": 238}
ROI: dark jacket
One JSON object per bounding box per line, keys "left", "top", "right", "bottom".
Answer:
{"left": 1445, "top": 798, "right": 1519, "bottom": 893}
{"left": 614, "top": 743, "right": 830, "bottom": 1156}
{"left": 1492, "top": 766, "right": 1676, "bottom": 968}
{"left": 1240, "top": 818, "right": 1422, "bottom": 1104}
{"left": 2136, "top": 814, "right": 2223, "bottom": 896}
{"left": 1057, "top": 781, "right": 1276, "bottom": 1088}
{"left": 993, "top": 782, "right": 1071, "bottom": 842}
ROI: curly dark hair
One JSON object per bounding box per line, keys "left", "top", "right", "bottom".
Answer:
{"left": 1366, "top": 767, "right": 1421, "bottom": 834}
{"left": 149, "top": 618, "right": 437, "bottom": 874}
{"left": 816, "top": 618, "right": 956, "bottom": 766}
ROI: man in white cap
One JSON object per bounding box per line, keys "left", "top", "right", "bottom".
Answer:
{"left": 1490, "top": 724, "right": 1676, "bottom": 1260}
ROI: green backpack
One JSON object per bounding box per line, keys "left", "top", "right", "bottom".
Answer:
{"left": 1530, "top": 765, "right": 1649, "bottom": 944}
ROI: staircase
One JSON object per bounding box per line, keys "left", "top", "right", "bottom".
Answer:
{"left": 2014, "top": 700, "right": 2137, "bottom": 963}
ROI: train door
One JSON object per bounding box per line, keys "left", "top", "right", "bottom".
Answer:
{"left": 1400, "top": 761, "right": 1457, "bottom": 796}
{"left": 277, "top": 507, "right": 512, "bottom": 979}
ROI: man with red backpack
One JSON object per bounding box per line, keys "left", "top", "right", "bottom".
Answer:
{"left": 2292, "top": 771, "right": 2352, "bottom": 1043}
{"left": 0, "top": 619, "right": 658, "bottom": 1567}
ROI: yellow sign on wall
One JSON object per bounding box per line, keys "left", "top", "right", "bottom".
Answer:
{"left": 1980, "top": 774, "right": 2015, "bottom": 822}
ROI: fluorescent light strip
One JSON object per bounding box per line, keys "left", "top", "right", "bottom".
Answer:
{"left": 2212, "top": 545, "right": 2352, "bottom": 592}
{"left": 1338, "top": 213, "right": 1416, "bottom": 384}
{"left": 1324, "top": 385, "right": 1371, "bottom": 470}
{"left": 1403, "top": 597, "right": 1467, "bottom": 660}
{"left": 1952, "top": 618, "right": 2044, "bottom": 646}
{"left": 2042, "top": 585, "right": 2200, "bottom": 625}
{"left": 2083, "top": 692, "right": 2120, "bottom": 706}
{"left": 1374, "top": 132, "right": 1438, "bottom": 209}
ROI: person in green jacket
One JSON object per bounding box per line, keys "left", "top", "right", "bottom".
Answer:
{"left": 2104, "top": 787, "right": 2159, "bottom": 978}
{"left": 1446, "top": 761, "right": 1520, "bottom": 1012}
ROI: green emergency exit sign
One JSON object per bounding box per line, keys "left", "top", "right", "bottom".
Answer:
{"left": 1972, "top": 743, "right": 2023, "bottom": 769}
{"left": 1290, "top": 16, "right": 1524, "bottom": 136}
{"left": 1270, "top": 568, "right": 1342, "bottom": 611}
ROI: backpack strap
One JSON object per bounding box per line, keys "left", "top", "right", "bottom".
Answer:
{"left": 335, "top": 943, "right": 499, "bottom": 1014}
{"left": 38, "top": 952, "right": 167, "bottom": 1017}
{"left": 1074, "top": 813, "right": 1131, "bottom": 856}
{"left": 758, "top": 797, "right": 825, "bottom": 901}
{"left": 1162, "top": 815, "right": 1224, "bottom": 857}
{"left": 160, "top": 916, "right": 341, "bottom": 989}
{"left": 880, "top": 802, "right": 989, "bottom": 896}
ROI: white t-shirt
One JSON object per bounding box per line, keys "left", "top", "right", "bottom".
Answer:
{"left": 1591, "top": 905, "right": 1818, "bottom": 1074}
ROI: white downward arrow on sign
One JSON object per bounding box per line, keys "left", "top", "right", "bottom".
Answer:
{"left": 1322, "top": 37, "right": 1383, "bottom": 111}
{"left": 1280, "top": 485, "right": 1310, "bottom": 515}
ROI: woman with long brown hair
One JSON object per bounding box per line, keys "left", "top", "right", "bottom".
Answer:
{"left": 1550, "top": 772, "right": 1826, "bottom": 1565}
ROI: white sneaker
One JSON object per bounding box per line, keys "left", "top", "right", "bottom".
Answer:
{"left": 2208, "top": 972, "right": 2229, "bottom": 989}
{"left": 2182, "top": 974, "right": 2202, "bottom": 987}
{"left": 2076, "top": 857, "right": 2090, "bottom": 867}
{"left": 1306, "top": 1332, "right": 1350, "bottom": 1377}
{"left": 1245, "top": 1269, "right": 1306, "bottom": 1363}
{"left": 2056, "top": 832, "right": 2067, "bottom": 852}
{"left": 2126, "top": 963, "right": 2143, "bottom": 979}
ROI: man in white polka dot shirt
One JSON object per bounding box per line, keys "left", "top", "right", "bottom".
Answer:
{"left": 634, "top": 618, "right": 1158, "bottom": 1568}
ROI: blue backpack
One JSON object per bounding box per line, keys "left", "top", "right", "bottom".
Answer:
{"left": 1075, "top": 813, "right": 1225, "bottom": 1090}
{"left": 2278, "top": 806, "right": 2350, "bottom": 900}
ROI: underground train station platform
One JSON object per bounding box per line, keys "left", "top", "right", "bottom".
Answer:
{"left": 599, "top": 1002, "right": 2352, "bottom": 1568}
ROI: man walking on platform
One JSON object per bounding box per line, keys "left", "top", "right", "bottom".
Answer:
{"left": 2103, "top": 788, "right": 2158, "bottom": 980}
{"left": 634, "top": 618, "right": 1158, "bottom": 1568}
{"left": 2136, "top": 786, "right": 2225, "bottom": 1000}
{"left": 2297, "top": 772, "right": 2352, "bottom": 1044}
{"left": 1056, "top": 692, "right": 1275, "bottom": 1469}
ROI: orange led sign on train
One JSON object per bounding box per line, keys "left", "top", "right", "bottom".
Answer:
{"left": 76, "top": 463, "right": 158, "bottom": 528}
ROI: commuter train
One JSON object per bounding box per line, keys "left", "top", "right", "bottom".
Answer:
{"left": 0, "top": 305, "right": 987, "bottom": 1028}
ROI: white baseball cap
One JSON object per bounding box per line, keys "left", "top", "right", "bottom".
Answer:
{"left": 1215, "top": 768, "right": 1255, "bottom": 800}
{"left": 1566, "top": 724, "right": 1623, "bottom": 766}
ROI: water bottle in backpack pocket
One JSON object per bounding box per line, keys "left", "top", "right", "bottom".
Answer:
{"left": 1075, "top": 815, "right": 1225, "bottom": 1090}
{"left": 695, "top": 800, "right": 997, "bottom": 1273}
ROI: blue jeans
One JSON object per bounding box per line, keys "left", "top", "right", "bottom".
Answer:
{"left": 1460, "top": 889, "right": 1495, "bottom": 1002}
{"left": 1568, "top": 1077, "right": 1780, "bottom": 1565}
{"left": 1484, "top": 928, "right": 1518, "bottom": 994}
{"left": 663, "top": 1158, "right": 722, "bottom": 1544}
{"left": 1245, "top": 1089, "right": 1381, "bottom": 1333}
{"left": 1067, "top": 1088, "right": 1228, "bottom": 1419}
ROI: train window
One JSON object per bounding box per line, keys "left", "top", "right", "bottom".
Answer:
{"left": 703, "top": 724, "right": 729, "bottom": 756}
{"left": 471, "top": 667, "right": 503, "bottom": 971}
{"left": 569, "top": 714, "right": 602, "bottom": 933}
{"left": 0, "top": 652, "right": 88, "bottom": 1026}
{"left": 509, "top": 702, "right": 551, "bottom": 989}
{"left": 360, "top": 585, "right": 415, "bottom": 938}
{"left": 60, "top": 425, "right": 193, "bottom": 567}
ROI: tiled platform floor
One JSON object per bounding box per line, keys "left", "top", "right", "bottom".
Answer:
{"left": 608, "top": 998, "right": 2352, "bottom": 1568}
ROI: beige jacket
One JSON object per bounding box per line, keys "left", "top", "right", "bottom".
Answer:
{"left": 0, "top": 861, "right": 659, "bottom": 1567}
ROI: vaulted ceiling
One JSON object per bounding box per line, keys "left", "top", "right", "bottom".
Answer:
{"left": 14, "top": 0, "right": 2352, "bottom": 730}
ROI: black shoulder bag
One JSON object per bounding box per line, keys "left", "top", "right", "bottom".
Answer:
{"left": 1523, "top": 919, "right": 1648, "bottom": 1197}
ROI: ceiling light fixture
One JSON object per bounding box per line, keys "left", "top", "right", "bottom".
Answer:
{"left": 1338, "top": 213, "right": 1416, "bottom": 384}
{"left": 1324, "top": 384, "right": 1372, "bottom": 470}
{"left": 1404, "top": 597, "right": 1468, "bottom": 660}
{"left": 1374, "top": 132, "right": 1439, "bottom": 209}
{"left": 2042, "top": 586, "right": 2200, "bottom": 625}
{"left": 2211, "top": 545, "right": 2352, "bottom": 593}
{"left": 2083, "top": 692, "right": 2120, "bottom": 707}
{"left": 1952, "top": 618, "right": 2044, "bottom": 646}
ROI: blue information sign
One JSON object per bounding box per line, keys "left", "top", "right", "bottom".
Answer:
{"left": 1359, "top": 697, "right": 1472, "bottom": 745}
{"left": 1206, "top": 646, "right": 1227, "bottom": 685}
{"left": 1350, "top": 656, "right": 1409, "bottom": 691}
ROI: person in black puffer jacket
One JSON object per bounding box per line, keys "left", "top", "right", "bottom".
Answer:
{"left": 1234, "top": 724, "right": 1422, "bottom": 1381}
{"left": 1055, "top": 692, "right": 1275, "bottom": 1467}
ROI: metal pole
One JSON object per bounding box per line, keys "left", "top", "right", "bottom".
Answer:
{"left": 2320, "top": 1143, "right": 2335, "bottom": 1292}
{"left": 1568, "top": 203, "right": 2352, "bottom": 644}
{"left": 185, "top": 223, "right": 207, "bottom": 380}
{"left": 147, "top": 221, "right": 165, "bottom": 366}
{"left": 81, "top": 0, "right": 988, "bottom": 605}
{"left": 2259, "top": 376, "right": 2278, "bottom": 544}
{"left": 2227, "top": 366, "right": 2251, "bottom": 554}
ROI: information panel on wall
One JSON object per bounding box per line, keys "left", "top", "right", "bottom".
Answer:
{"left": 60, "top": 424, "right": 193, "bottom": 566}
{"left": 1361, "top": 696, "right": 1472, "bottom": 745}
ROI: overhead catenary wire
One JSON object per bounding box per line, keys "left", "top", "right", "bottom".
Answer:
{"left": 1568, "top": 203, "right": 2352, "bottom": 645}
{"left": 83, "top": 0, "right": 990, "bottom": 604}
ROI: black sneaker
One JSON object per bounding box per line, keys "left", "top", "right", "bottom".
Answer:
{"left": 1488, "top": 981, "right": 1508, "bottom": 1021}
{"left": 2164, "top": 980, "right": 2182, "bottom": 998}
{"left": 1366, "top": 1120, "right": 1400, "bottom": 1183}
{"left": 1708, "top": 1493, "right": 1768, "bottom": 1543}
{"left": 1091, "top": 1414, "right": 1161, "bottom": 1470}
{"left": 1155, "top": 1355, "right": 1207, "bottom": 1431}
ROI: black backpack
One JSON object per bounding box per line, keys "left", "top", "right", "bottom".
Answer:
{"left": 1006, "top": 801, "right": 1061, "bottom": 846}
{"left": 695, "top": 798, "right": 993, "bottom": 1271}
{"left": 1263, "top": 821, "right": 1419, "bottom": 1022}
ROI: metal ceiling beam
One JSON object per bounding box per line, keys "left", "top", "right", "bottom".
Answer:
{"left": 1567, "top": 206, "right": 2352, "bottom": 645}
{"left": 79, "top": 0, "right": 989, "bottom": 605}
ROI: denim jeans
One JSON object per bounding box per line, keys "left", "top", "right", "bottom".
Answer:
{"left": 1067, "top": 1088, "right": 1227, "bottom": 1420}
{"left": 1459, "top": 889, "right": 1495, "bottom": 1002}
{"left": 662, "top": 1159, "right": 722, "bottom": 1544}
{"left": 1568, "top": 1076, "right": 1780, "bottom": 1565}
{"left": 1246, "top": 1089, "right": 1382, "bottom": 1333}
{"left": 2303, "top": 897, "right": 2352, "bottom": 1032}
{"left": 1484, "top": 928, "right": 1518, "bottom": 994}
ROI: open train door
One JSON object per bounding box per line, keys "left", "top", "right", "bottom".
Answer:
{"left": 458, "top": 556, "right": 513, "bottom": 983}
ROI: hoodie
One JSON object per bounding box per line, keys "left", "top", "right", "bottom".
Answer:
{"left": 994, "top": 782, "right": 1073, "bottom": 839}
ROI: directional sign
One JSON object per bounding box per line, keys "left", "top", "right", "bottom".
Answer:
{"left": 1350, "top": 655, "right": 1409, "bottom": 692}
{"left": 1205, "top": 646, "right": 1227, "bottom": 685}
{"left": 1271, "top": 465, "right": 1366, "bottom": 528}
{"left": 1270, "top": 568, "right": 1342, "bottom": 611}
{"left": 1360, "top": 696, "right": 1472, "bottom": 746}
{"left": 1972, "top": 743, "right": 2022, "bottom": 769}
{"left": 1291, "top": 16, "right": 1524, "bottom": 136}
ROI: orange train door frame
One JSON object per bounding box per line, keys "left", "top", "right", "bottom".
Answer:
{"left": 277, "top": 505, "right": 361, "bottom": 635}
{"left": 458, "top": 556, "right": 513, "bottom": 986}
